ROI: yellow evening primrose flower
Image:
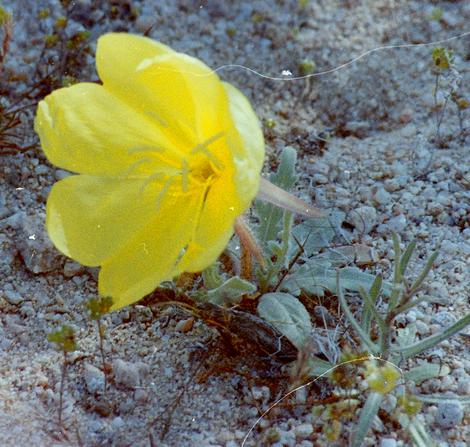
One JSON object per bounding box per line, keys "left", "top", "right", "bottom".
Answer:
{"left": 34, "top": 33, "right": 264, "bottom": 311}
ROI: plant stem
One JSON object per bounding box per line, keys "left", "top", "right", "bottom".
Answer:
{"left": 58, "top": 351, "right": 68, "bottom": 426}
{"left": 96, "top": 319, "right": 108, "bottom": 396}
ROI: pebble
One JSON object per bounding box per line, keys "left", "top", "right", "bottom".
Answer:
{"left": 435, "top": 402, "right": 463, "bottom": 428}
{"left": 63, "top": 260, "right": 85, "bottom": 277}
{"left": 135, "top": 15, "right": 154, "bottom": 33}
{"left": 111, "top": 416, "right": 125, "bottom": 430}
{"left": 34, "top": 164, "right": 49, "bottom": 175}
{"left": 251, "top": 385, "right": 270, "bottom": 402}
{"left": 15, "top": 213, "right": 64, "bottom": 273}
{"left": 441, "top": 240, "right": 459, "bottom": 256}
{"left": 1, "top": 2, "right": 468, "bottom": 446}
{"left": 415, "top": 320, "right": 429, "bottom": 336}
{"left": 312, "top": 173, "right": 328, "bottom": 184}
{"left": 4, "top": 289, "right": 24, "bottom": 305}
{"left": 373, "top": 187, "right": 392, "bottom": 206}
{"left": 311, "top": 161, "right": 330, "bottom": 175}
{"left": 400, "top": 123, "right": 416, "bottom": 138}
{"left": 113, "top": 359, "right": 142, "bottom": 388}
{"left": 54, "top": 169, "right": 72, "bottom": 181}
{"left": 344, "top": 120, "right": 370, "bottom": 138}
{"left": 134, "top": 388, "right": 148, "bottom": 404}
{"left": 457, "top": 379, "right": 470, "bottom": 395}
{"left": 380, "top": 394, "right": 397, "bottom": 413}
{"left": 175, "top": 318, "right": 194, "bottom": 333}
{"left": 378, "top": 214, "right": 407, "bottom": 233}
{"left": 0, "top": 196, "right": 10, "bottom": 219}
{"left": 294, "top": 423, "right": 313, "bottom": 439}
{"left": 84, "top": 363, "right": 106, "bottom": 394}
{"left": 380, "top": 438, "right": 397, "bottom": 447}
{"left": 430, "top": 311, "right": 457, "bottom": 327}
{"left": 346, "top": 206, "right": 378, "bottom": 234}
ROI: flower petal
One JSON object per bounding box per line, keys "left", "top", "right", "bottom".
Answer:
{"left": 99, "top": 189, "right": 203, "bottom": 310}
{"left": 223, "top": 82, "right": 265, "bottom": 201}
{"left": 176, "top": 175, "right": 243, "bottom": 274}
{"left": 46, "top": 175, "right": 170, "bottom": 266}
{"left": 97, "top": 33, "right": 231, "bottom": 154}
{"left": 35, "top": 82, "right": 183, "bottom": 176}
{"left": 95, "top": 33, "right": 173, "bottom": 96}
{"left": 175, "top": 86, "right": 265, "bottom": 273}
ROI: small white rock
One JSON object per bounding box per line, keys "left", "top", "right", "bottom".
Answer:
{"left": 84, "top": 363, "right": 105, "bottom": 394}
{"left": 294, "top": 423, "right": 313, "bottom": 439}
{"left": 346, "top": 206, "right": 378, "bottom": 234}
{"left": 435, "top": 402, "right": 463, "bottom": 428}
{"left": 113, "top": 359, "right": 141, "bottom": 388}
{"left": 379, "top": 214, "right": 407, "bottom": 233}
{"left": 4, "top": 289, "right": 24, "bottom": 305}
{"left": 111, "top": 416, "right": 125, "bottom": 430}
{"left": 380, "top": 438, "right": 397, "bottom": 447}
{"left": 373, "top": 187, "right": 392, "bottom": 206}
{"left": 63, "top": 260, "right": 84, "bottom": 277}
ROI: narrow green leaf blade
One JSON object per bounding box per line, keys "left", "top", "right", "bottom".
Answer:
{"left": 394, "top": 313, "right": 470, "bottom": 359}
{"left": 351, "top": 392, "right": 383, "bottom": 447}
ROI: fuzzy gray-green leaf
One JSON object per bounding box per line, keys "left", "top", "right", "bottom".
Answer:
{"left": 255, "top": 146, "right": 297, "bottom": 244}
{"left": 404, "top": 363, "right": 450, "bottom": 385}
{"left": 394, "top": 313, "right": 470, "bottom": 359}
{"left": 281, "top": 262, "right": 392, "bottom": 297}
{"left": 206, "top": 277, "right": 256, "bottom": 305}
{"left": 257, "top": 292, "right": 312, "bottom": 349}
{"left": 351, "top": 392, "right": 383, "bottom": 447}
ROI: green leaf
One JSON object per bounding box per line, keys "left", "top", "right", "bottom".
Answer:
{"left": 409, "top": 251, "right": 439, "bottom": 294}
{"left": 360, "top": 279, "right": 385, "bottom": 335}
{"left": 302, "top": 355, "right": 333, "bottom": 377}
{"left": 86, "top": 296, "right": 113, "bottom": 320}
{"left": 202, "top": 262, "right": 224, "bottom": 289}
{"left": 407, "top": 417, "right": 438, "bottom": 447}
{"left": 395, "top": 323, "right": 418, "bottom": 348}
{"left": 289, "top": 217, "right": 336, "bottom": 259}
{"left": 414, "top": 394, "right": 470, "bottom": 406}
{"left": 281, "top": 262, "right": 392, "bottom": 297}
{"left": 47, "top": 325, "right": 77, "bottom": 352}
{"left": 351, "top": 392, "right": 383, "bottom": 447}
{"left": 399, "top": 240, "right": 416, "bottom": 278}
{"left": 404, "top": 363, "right": 450, "bottom": 385}
{"left": 394, "top": 313, "right": 470, "bottom": 359}
{"left": 206, "top": 276, "right": 256, "bottom": 305}
{"left": 337, "top": 277, "right": 378, "bottom": 354}
{"left": 432, "top": 47, "right": 454, "bottom": 71}
{"left": 257, "top": 292, "right": 312, "bottom": 349}
{"left": 255, "top": 146, "right": 297, "bottom": 244}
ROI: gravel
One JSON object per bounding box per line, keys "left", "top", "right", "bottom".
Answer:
{"left": 0, "top": 0, "right": 469, "bottom": 446}
{"left": 435, "top": 402, "right": 464, "bottom": 429}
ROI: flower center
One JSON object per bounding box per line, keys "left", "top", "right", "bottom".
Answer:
{"left": 124, "top": 132, "right": 225, "bottom": 210}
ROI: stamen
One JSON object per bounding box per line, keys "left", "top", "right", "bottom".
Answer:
{"left": 155, "top": 177, "right": 174, "bottom": 211}
{"left": 145, "top": 110, "right": 168, "bottom": 128}
{"left": 128, "top": 145, "right": 183, "bottom": 169}
{"left": 139, "top": 171, "right": 165, "bottom": 193}
{"left": 119, "top": 157, "right": 153, "bottom": 179}
{"left": 127, "top": 145, "right": 165, "bottom": 155}
{"left": 181, "top": 159, "right": 189, "bottom": 192}
{"left": 190, "top": 132, "right": 225, "bottom": 170}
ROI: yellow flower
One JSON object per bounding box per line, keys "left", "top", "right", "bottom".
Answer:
{"left": 34, "top": 33, "right": 265, "bottom": 310}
